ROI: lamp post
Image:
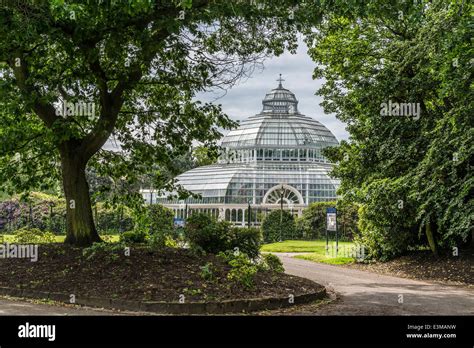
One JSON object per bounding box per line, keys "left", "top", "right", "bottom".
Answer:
{"left": 48, "top": 202, "right": 55, "bottom": 232}
{"left": 288, "top": 201, "right": 294, "bottom": 239}
{"left": 247, "top": 200, "right": 251, "bottom": 228}
{"left": 279, "top": 184, "right": 284, "bottom": 242}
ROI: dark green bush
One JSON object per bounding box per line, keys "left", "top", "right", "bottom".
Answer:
{"left": 119, "top": 230, "right": 146, "bottom": 244}
{"left": 148, "top": 204, "right": 174, "bottom": 235}
{"left": 354, "top": 179, "right": 423, "bottom": 261}
{"left": 184, "top": 213, "right": 233, "bottom": 254}
{"left": 261, "top": 253, "right": 284, "bottom": 273}
{"left": 185, "top": 213, "right": 262, "bottom": 257}
{"left": 230, "top": 227, "right": 262, "bottom": 259}
{"left": 95, "top": 204, "right": 133, "bottom": 235}
{"left": 296, "top": 201, "right": 359, "bottom": 241}
{"left": 261, "top": 210, "right": 296, "bottom": 243}
{"left": 147, "top": 204, "right": 177, "bottom": 248}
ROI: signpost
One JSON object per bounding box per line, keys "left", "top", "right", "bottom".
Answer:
{"left": 173, "top": 217, "right": 185, "bottom": 228}
{"left": 326, "top": 207, "right": 338, "bottom": 256}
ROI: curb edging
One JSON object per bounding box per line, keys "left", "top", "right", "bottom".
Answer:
{"left": 0, "top": 286, "right": 326, "bottom": 314}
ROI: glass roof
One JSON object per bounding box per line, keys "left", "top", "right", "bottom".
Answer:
{"left": 152, "top": 162, "right": 340, "bottom": 205}
{"left": 221, "top": 78, "right": 338, "bottom": 149}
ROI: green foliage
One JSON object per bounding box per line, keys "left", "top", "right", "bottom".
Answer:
{"left": 296, "top": 201, "right": 358, "bottom": 240}
{"left": 0, "top": 193, "right": 66, "bottom": 234}
{"left": 184, "top": 213, "right": 234, "bottom": 254}
{"left": 308, "top": 0, "right": 473, "bottom": 258}
{"left": 82, "top": 242, "right": 125, "bottom": 261}
{"left": 260, "top": 253, "right": 285, "bottom": 273}
{"left": 0, "top": 192, "right": 134, "bottom": 237}
{"left": 199, "top": 262, "right": 217, "bottom": 282}
{"left": 261, "top": 210, "right": 296, "bottom": 243}
{"left": 95, "top": 203, "right": 133, "bottom": 235}
{"left": 185, "top": 213, "right": 263, "bottom": 257}
{"left": 193, "top": 146, "right": 219, "bottom": 167}
{"left": 230, "top": 227, "right": 262, "bottom": 260}
{"left": 0, "top": 1, "right": 314, "bottom": 245}
{"left": 354, "top": 179, "right": 422, "bottom": 261}
{"left": 12, "top": 227, "right": 56, "bottom": 244}
{"left": 218, "top": 251, "right": 258, "bottom": 289}
{"left": 119, "top": 230, "right": 146, "bottom": 244}
{"left": 148, "top": 204, "right": 174, "bottom": 235}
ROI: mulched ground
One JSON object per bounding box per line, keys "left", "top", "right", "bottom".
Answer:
{"left": 0, "top": 244, "right": 323, "bottom": 302}
{"left": 343, "top": 249, "right": 474, "bottom": 287}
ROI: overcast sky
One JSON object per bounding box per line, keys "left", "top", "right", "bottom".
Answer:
{"left": 197, "top": 40, "right": 349, "bottom": 142}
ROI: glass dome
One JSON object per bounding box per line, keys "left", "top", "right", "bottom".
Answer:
{"left": 144, "top": 76, "right": 340, "bottom": 224}
{"left": 221, "top": 76, "right": 337, "bottom": 151}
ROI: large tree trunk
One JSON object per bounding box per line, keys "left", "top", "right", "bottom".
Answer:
{"left": 425, "top": 220, "right": 438, "bottom": 257}
{"left": 60, "top": 151, "right": 101, "bottom": 247}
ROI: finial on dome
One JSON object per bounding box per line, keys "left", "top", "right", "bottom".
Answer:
{"left": 277, "top": 74, "right": 285, "bottom": 88}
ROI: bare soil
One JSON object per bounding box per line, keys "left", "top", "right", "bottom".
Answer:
{"left": 343, "top": 249, "right": 474, "bottom": 287}
{"left": 0, "top": 244, "right": 323, "bottom": 302}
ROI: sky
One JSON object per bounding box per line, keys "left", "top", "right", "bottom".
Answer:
{"left": 197, "top": 40, "right": 350, "bottom": 142}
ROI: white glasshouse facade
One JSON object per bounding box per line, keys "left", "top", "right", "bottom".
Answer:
{"left": 141, "top": 77, "right": 340, "bottom": 226}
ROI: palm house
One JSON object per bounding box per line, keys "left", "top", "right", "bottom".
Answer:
{"left": 141, "top": 76, "right": 340, "bottom": 226}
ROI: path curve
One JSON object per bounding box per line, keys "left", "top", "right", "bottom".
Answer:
{"left": 277, "top": 253, "right": 474, "bottom": 315}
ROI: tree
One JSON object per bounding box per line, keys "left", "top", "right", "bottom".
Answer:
{"left": 261, "top": 210, "right": 296, "bottom": 243}
{"left": 307, "top": 0, "right": 473, "bottom": 258}
{"left": 0, "top": 1, "right": 319, "bottom": 246}
{"left": 193, "top": 145, "right": 218, "bottom": 167}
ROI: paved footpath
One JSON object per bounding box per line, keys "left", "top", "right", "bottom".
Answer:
{"left": 276, "top": 253, "right": 474, "bottom": 315}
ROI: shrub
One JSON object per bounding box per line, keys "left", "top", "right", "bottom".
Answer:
{"left": 184, "top": 213, "right": 234, "bottom": 254}
{"left": 119, "top": 230, "right": 146, "bottom": 244}
{"left": 148, "top": 204, "right": 174, "bottom": 235}
{"left": 0, "top": 193, "right": 136, "bottom": 236}
{"left": 296, "top": 201, "right": 358, "bottom": 241}
{"left": 261, "top": 253, "right": 284, "bottom": 273}
{"left": 185, "top": 214, "right": 263, "bottom": 257}
{"left": 0, "top": 193, "right": 66, "bottom": 234}
{"left": 12, "top": 227, "right": 56, "bottom": 244}
{"left": 200, "top": 262, "right": 217, "bottom": 282}
{"left": 218, "top": 251, "right": 258, "bottom": 289}
{"left": 147, "top": 204, "right": 179, "bottom": 249}
{"left": 261, "top": 210, "right": 296, "bottom": 243}
{"left": 354, "top": 179, "right": 422, "bottom": 261}
{"left": 95, "top": 203, "right": 133, "bottom": 235}
{"left": 82, "top": 242, "right": 125, "bottom": 260}
{"left": 297, "top": 202, "right": 334, "bottom": 240}
{"left": 230, "top": 227, "right": 262, "bottom": 259}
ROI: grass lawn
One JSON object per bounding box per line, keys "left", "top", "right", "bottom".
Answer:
{"left": 1, "top": 234, "right": 120, "bottom": 243}
{"left": 261, "top": 240, "right": 357, "bottom": 265}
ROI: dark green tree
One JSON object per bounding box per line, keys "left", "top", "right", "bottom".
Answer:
{"left": 308, "top": 0, "right": 473, "bottom": 258}
{"left": 0, "top": 0, "right": 320, "bottom": 246}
